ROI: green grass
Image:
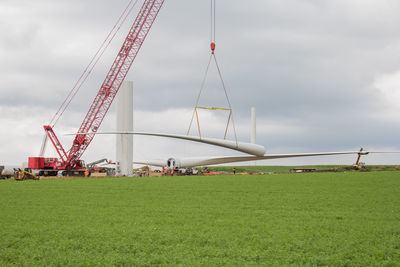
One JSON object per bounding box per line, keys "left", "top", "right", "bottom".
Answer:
{"left": 1, "top": 172, "right": 400, "bottom": 266}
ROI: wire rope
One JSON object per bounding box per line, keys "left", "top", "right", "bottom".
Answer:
{"left": 187, "top": 0, "right": 238, "bottom": 145}
{"left": 49, "top": 0, "right": 139, "bottom": 127}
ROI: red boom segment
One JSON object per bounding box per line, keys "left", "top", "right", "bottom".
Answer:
{"left": 44, "top": 0, "right": 164, "bottom": 170}
{"left": 43, "top": 125, "right": 68, "bottom": 164}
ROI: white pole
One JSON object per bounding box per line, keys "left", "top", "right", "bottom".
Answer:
{"left": 251, "top": 107, "right": 256, "bottom": 144}
{"left": 116, "top": 81, "right": 133, "bottom": 176}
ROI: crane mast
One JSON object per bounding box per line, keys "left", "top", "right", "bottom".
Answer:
{"left": 39, "top": 0, "right": 165, "bottom": 171}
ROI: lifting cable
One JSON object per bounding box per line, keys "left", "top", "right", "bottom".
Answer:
{"left": 187, "top": 0, "right": 238, "bottom": 145}
{"left": 210, "top": 0, "right": 216, "bottom": 45}
{"left": 49, "top": 0, "right": 140, "bottom": 128}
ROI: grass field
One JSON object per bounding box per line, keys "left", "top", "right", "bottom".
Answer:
{"left": 1, "top": 171, "right": 400, "bottom": 266}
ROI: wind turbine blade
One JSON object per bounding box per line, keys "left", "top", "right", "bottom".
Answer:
{"left": 133, "top": 160, "right": 165, "bottom": 167}
{"left": 73, "top": 131, "right": 267, "bottom": 156}
{"left": 178, "top": 151, "right": 370, "bottom": 167}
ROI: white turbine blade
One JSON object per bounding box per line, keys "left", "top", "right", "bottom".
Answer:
{"left": 133, "top": 159, "right": 165, "bottom": 167}
{"left": 73, "top": 131, "right": 267, "bottom": 156}
{"left": 178, "top": 151, "right": 370, "bottom": 167}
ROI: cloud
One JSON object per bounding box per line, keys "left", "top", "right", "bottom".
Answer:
{"left": 373, "top": 70, "right": 400, "bottom": 121}
{"left": 0, "top": 0, "right": 399, "bottom": 166}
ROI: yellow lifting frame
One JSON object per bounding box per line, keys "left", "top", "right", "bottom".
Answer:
{"left": 192, "top": 106, "right": 233, "bottom": 140}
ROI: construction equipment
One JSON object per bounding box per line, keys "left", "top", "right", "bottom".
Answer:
{"left": 28, "top": 0, "right": 165, "bottom": 176}
{"left": 0, "top": 166, "right": 13, "bottom": 179}
{"left": 352, "top": 148, "right": 367, "bottom": 170}
{"left": 133, "top": 166, "right": 150, "bottom": 177}
{"left": 14, "top": 168, "right": 39, "bottom": 181}
{"left": 179, "top": 168, "right": 199, "bottom": 175}
{"left": 86, "top": 158, "right": 109, "bottom": 168}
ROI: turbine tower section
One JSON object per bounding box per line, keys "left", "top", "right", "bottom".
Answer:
{"left": 116, "top": 81, "right": 134, "bottom": 176}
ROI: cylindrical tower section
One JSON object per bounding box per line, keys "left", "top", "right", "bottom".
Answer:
{"left": 116, "top": 81, "right": 133, "bottom": 176}
{"left": 251, "top": 107, "right": 256, "bottom": 144}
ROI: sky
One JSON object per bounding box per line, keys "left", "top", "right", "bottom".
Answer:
{"left": 0, "top": 0, "right": 399, "bottom": 166}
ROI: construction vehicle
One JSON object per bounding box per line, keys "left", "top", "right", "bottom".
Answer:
{"left": 86, "top": 158, "right": 115, "bottom": 177}
{"left": 352, "top": 148, "right": 367, "bottom": 170}
{"left": 133, "top": 166, "right": 150, "bottom": 177}
{"left": 0, "top": 166, "right": 13, "bottom": 179}
{"left": 179, "top": 168, "right": 199, "bottom": 175}
{"left": 28, "top": 0, "right": 165, "bottom": 176}
{"left": 14, "top": 168, "right": 39, "bottom": 181}
{"left": 86, "top": 158, "right": 109, "bottom": 168}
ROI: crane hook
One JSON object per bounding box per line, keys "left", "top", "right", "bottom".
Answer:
{"left": 210, "top": 42, "right": 216, "bottom": 53}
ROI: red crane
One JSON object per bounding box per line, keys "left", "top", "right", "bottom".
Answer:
{"left": 29, "top": 0, "right": 165, "bottom": 174}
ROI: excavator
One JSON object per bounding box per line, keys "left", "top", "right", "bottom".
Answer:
{"left": 14, "top": 168, "right": 39, "bottom": 181}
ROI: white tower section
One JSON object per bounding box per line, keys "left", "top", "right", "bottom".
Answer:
{"left": 251, "top": 107, "right": 256, "bottom": 144}
{"left": 116, "top": 81, "right": 133, "bottom": 176}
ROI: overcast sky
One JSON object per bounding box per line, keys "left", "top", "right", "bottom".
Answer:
{"left": 1, "top": 0, "right": 399, "bottom": 166}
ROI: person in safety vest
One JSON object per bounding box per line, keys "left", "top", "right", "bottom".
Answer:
{"left": 163, "top": 166, "right": 167, "bottom": 176}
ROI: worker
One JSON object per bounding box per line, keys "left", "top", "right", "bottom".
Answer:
{"left": 233, "top": 167, "right": 236, "bottom": 175}
{"left": 163, "top": 166, "right": 167, "bottom": 176}
{"left": 84, "top": 169, "right": 89, "bottom": 177}
{"left": 170, "top": 168, "right": 174, "bottom": 176}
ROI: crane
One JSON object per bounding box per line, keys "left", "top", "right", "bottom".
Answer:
{"left": 28, "top": 0, "right": 165, "bottom": 175}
